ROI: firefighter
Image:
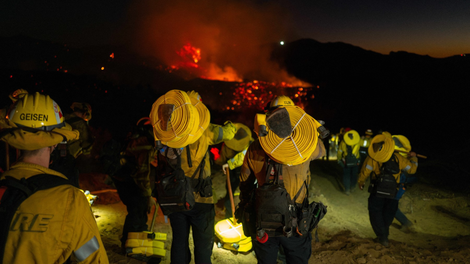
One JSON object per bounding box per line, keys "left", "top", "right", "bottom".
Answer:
{"left": 150, "top": 90, "right": 236, "bottom": 264}
{"left": 337, "top": 129, "right": 361, "bottom": 195}
{"left": 0, "top": 92, "right": 109, "bottom": 263}
{"left": 392, "top": 134, "right": 418, "bottom": 232}
{"left": 103, "top": 117, "right": 158, "bottom": 261}
{"left": 48, "top": 102, "right": 94, "bottom": 188}
{"left": 358, "top": 132, "right": 418, "bottom": 247}
{"left": 358, "top": 129, "right": 373, "bottom": 166}
{"left": 237, "top": 96, "right": 327, "bottom": 264}
{"left": 214, "top": 122, "right": 253, "bottom": 218}
{"left": 66, "top": 102, "right": 94, "bottom": 158}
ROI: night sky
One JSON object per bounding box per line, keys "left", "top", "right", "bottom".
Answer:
{"left": 1, "top": 0, "right": 469, "bottom": 58}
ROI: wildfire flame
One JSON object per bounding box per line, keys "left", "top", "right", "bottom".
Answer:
{"left": 176, "top": 43, "right": 201, "bottom": 66}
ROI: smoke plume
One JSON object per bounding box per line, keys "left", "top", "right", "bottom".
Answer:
{"left": 126, "top": 0, "right": 304, "bottom": 84}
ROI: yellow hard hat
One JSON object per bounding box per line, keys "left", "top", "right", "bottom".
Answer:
{"left": 343, "top": 130, "right": 360, "bottom": 146}
{"left": 149, "top": 90, "right": 200, "bottom": 148}
{"left": 392, "top": 135, "right": 411, "bottom": 156}
{"left": 268, "top": 95, "right": 294, "bottom": 109}
{"left": 9, "top": 92, "right": 65, "bottom": 130}
{"left": 9, "top": 89, "right": 28, "bottom": 102}
{"left": 365, "top": 129, "right": 373, "bottom": 135}
{"left": 368, "top": 132, "right": 395, "bottom": 163}
{"left": 2, "top": 92, "right": 79, "bottom": 150}
{"left": 187, "top": 90, "right": 210, "bottom": 144}
{"left": 254, "top": 106, "right": 320, "bottom": 166}
{"left": 225, "top": 123, "right": 253, "bottom": 152}
{"left": 71, "top": 102, "right": 92, "bottom": 121}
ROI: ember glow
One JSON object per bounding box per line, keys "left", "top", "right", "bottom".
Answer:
{"left": 219, "top": 81, "right": 311, "bottom": 111}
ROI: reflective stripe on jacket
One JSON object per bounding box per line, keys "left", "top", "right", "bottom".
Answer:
{"left": 1, "top": 162, "right": 109, "bottom": 264}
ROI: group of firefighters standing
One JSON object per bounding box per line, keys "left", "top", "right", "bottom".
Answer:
{"left": 0, "top": 89, "right": 419, "bottom": 263}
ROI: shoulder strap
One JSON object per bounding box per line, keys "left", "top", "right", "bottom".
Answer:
{"left": 0, "top": 174, "right": 71, "bottom": 262}
{"left": 264, "top": 156, "right": 283, "bottom": 185}
{"left": 293, "top": 181, "right": 307, "bottom": 205}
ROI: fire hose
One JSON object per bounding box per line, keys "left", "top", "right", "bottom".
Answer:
{"left": 255, "top": 106, "right": 322, "bottom": 166}
{"left": 150, "top": 90, "right": 200, "bottom": 148}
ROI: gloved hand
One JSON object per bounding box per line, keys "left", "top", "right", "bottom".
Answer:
{"left": 408, "top": 151, "right": 417, "bottom": 157}
{"left": 222, "top": 164, "right": 229, "bottom": 175}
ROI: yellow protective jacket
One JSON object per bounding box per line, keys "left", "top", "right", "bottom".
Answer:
{"left": 1, "top": 162, "right": 109, "bottom": 264}
{"left": 337, "top": 140, "right": 360, "bottom": 161}
{"left": 178, "top": 122, "right": 236, "bottom": 204}
{"left": 240, "top": 139, "right": 325, "bottom": 204}
{"left": 357, "top": 153, "right": 418, "bottom": 187}
{"left": 215, "top": 144, "right": 250, "bottom": 170}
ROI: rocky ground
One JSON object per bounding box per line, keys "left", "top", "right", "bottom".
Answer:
{"left": 81, "top": 157, "right": 470, "bottom": 264}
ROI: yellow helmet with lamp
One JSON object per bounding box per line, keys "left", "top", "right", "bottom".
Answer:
{"left": 1, "top": 92, "right": 79, "bottom": 150}
{"left": 268, "top": 95, "right": 294, "bottom": 109}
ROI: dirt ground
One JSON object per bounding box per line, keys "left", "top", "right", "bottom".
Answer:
{"left": 82, "top": 158, "right": 470, "bottom": 264}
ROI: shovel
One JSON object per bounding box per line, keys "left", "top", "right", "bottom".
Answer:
{"left": 226, "top": 167, "right": 237, "bottom": 224}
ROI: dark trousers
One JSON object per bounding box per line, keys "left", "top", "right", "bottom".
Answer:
{"left": 395, "top": 208, "right": 412, "bottom": 227}
{"left": 342, "top": 165, "right": 359, "bottom": 193}
{"left": 253, "top": 233, "right": 312, "bottom": 264}
{"left": 113, "top": 176, "right": 149, "bottom": 245}
{"left": 169, "top": 203, "right": 215, "bottom": 264}
{"left": 368, "top": 194, "right": 399, "bottom": 240}
{"left": 224, "top": 167, "right": 241, "bottom": 218}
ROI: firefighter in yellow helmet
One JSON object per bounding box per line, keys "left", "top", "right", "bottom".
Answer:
{"left": 357, "top": 132, "right": 418, "bottom": 247}
{"left": 214, "top": 123, "right": 254, "bottom": 218}
{"left": 337, "top": 129, "right": 361, "bottom": 195}
{"left": 0, "top": 92, "right": 109, "bottom": 263}
{"left": 150, "top": 90, "right": 236, "bottom": 263}
{"left": 236, "top": 96, "right": 328, "bottom": 264}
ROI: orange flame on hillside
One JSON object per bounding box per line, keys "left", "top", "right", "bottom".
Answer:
{"left": 176, "top": 43, "right": 201, "bottom": 67}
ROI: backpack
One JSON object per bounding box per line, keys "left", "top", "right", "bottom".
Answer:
{"left": 154, "top": 146, "right": 209, "bottom": 216}
{"left": 0, "top": 174, "right": 72, "bottom": 263}
{"left": 254, "top": 159, "right": 292, "bottom": 238}
{"left": 370, "top": 154, "right": 400, "bottom": 199}
{"left": 237, "top": 158, "right": 327, "bottom": 240}
{"left": 345, "top": 145, "right": 359, "bottom": 167}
